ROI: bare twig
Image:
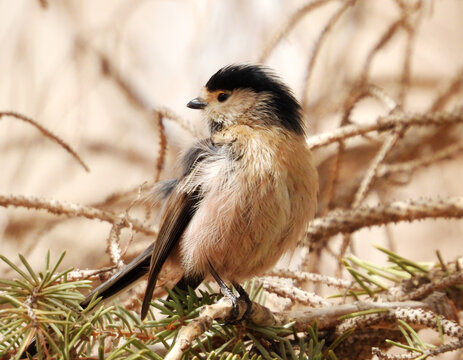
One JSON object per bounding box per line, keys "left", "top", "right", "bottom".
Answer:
{"left": 378, "top": 141, "right": 463, "bottom": 178}
{"left": 0, "top": 194, "right": 156, "bottom": 237}
{"left": 353, "top": 128, "right": 402, "bottom": 206}
{"left": 262, "top": 278, "right": 330, "bottom": 306}
{"left": 372, "top": 308, "right": 463, "bottom": 359}
{"left": 307, "top": 109, "right": 463, "bottom": 149}
{"left": 87, "top": 43, "right": 198, "bottom": 136}
{"left": 165, "top": 297, "right": 428, "bottom": 360}
{"left": 106, "top": 216, "right": 126, "bottom": 269}
{"left": 259, "top": 0, "right": 337, "bottom": 62}
{"left": 66, "top": 267, "right": 116, "bottom": 282}
{"left": 373, "top": 340, "right": 463, "bottom": 360}
{"left": 153, "top": 111, "right": 167, "bottom": 183}
{"left": 358, "top": 15, "right": 408, "bottom": 86}
{"left": 306, "top": 197, "right": 463, "bottom": 245}
{"left": 394, "top": 272, "right": 463, "bottom": 302}
{"left": 0, "top": 111, "right": 89, "bottom": 172}
{"left": 301, "top": 0, "right": 355, "bottom": 107}
{"left": 430, "top": 67, "right": 463, "bottom": 111}
{"left": 265, "top": 268, "right": 354, "bottom": 289}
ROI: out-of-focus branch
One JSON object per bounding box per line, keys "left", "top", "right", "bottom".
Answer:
{"left": 265, "top": 268, "right": 354, "bottom": 289}
{"left": 262, "top": 278, "right": 330, "bottom": 306}
{"left": 301, "top": 0, "right": 355, "bottom": 107}
{"left": 259, "top": 0, "right": 337, "bottom": 62}
{"left": 306, "top": 109, "right": 463, "bottom": 150}
{"left": 378, "top": 142, "right": 463, "bottom": 178}
{"left": 0, "top": 111, "right": 89, "bottom": 172}
{"left": 96, "top": 48, "right": 198, "bottom": 136}
{"left": 0, "top": 194, "right": 156, "bottom": 237}
{"left": 305, "top": 197, "right": 463, "bottom": 245}
{"left": 106, "top": 216, "right": 126, "bottom": 269}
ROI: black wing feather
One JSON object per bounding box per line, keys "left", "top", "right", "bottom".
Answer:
{"left": 140, "top": 189, "right": 200, "bottom": 319}
{"left": 140, "top": 139, "right": 217, "bottom": 319}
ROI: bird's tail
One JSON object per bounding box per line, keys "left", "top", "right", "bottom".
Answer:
{"left": 81, "top": 243, "right": 153, "bottom": 308}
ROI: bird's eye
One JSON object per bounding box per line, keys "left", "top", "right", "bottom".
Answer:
{"left": 217, "top": 92, "right": 230, "bottom": 102}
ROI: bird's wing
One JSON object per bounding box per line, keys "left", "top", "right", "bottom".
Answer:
{"left": 140, "top": 188, "right": 199, "bottom": 319}
{"left": 140, "top": 139, "right": 217, "bottom": 319}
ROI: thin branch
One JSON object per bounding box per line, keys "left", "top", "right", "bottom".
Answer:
{"left": 106, "top": 216, "right": 126, "bottom": 269}
{"left": 0, "top": 194, "right": 156, "bottom": 237}
{"left": 262, "top": 278, "right": 330, "bottom": 307}
{"left": 378, "top": 141, "right": 463, "bottom": 178}
{"left": 164, "top": 297, "right": 427, "bottom": 360}
{"left": 397, "top": 4, "right": 422, "bottom": 105}
{"left": 394, "top": 272, "right": 463, "bottom": 302}
{"left": 265, "top": 268, "right": 354, "bottom": 289}
{"left": 259, "top": 0, "right": 337, "bottom": 62}
{"left": 0, "top": 111, "right": 89, "bottom": 172}
{"left": 153, "top": 106, "right": 199, "bottom": 138}
{"left": 353, "top": 127, "right": 402, "bottom": 206}
{"left": 305, "top": 197, "right": 463, "bottom": 244}
{"left": 153, "top": 111, "right": 168, "bottom": 183}
{"left": 164, "top": 298, "right": 246, "bottom": 360}
{"left": 306, "top": 109, "right": 463, "bottom": 149}
{"left": 90, "top": 43, "right": 198, "bottom": 136}
{"left": 430, "top": 67, "right": 463, "bottom": 111}
{"left": 358, "top": 15, "right": 408, "bottom": 86}
{"left": 301, "top": 0, "right": 355, "bottom": 107}
{"left": 66, "top": 267, "right": 116, "bottom": 282}
{"left": 373, "top": 340, "right": 463, "bottom": 360}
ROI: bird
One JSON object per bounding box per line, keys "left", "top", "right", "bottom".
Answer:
{"left": 84, "top": 64, "right": 318, "bottom": 320}
{"left": 25, "top": 64, "right": 318, "bottom": 356}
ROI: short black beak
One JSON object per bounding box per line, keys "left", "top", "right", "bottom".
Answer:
{"left": 187, "top": 98, "right": 207, "bottom": 110}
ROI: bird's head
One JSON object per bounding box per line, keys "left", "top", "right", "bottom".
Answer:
{"left": 187, "top": 64, "right": 305, "bottom": 136}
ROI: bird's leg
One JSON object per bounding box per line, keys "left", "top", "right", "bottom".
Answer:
{"left": 207, "top": 261, "right": 243, "bottom": 322}
{"left": 232, "top": 283, "right": 253, "bottom": 318}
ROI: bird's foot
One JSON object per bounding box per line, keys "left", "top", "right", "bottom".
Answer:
{"left": 234, "top": 284, "right": 253, "bottom": 319}
{"left": 207, "top": 261, "right": 252, "bottom": 323}
{"left": 222, "top": 284, "right": 253, "bottom": 323}
{"left": 223, "top": 294, "right": 247, "bottom": 324}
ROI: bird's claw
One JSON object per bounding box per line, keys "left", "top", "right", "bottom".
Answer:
{"left": 224, "top": 285, "right": 252, "bottom": 324}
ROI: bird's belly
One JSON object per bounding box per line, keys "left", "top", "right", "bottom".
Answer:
{"left": 179, "top": 176, "right": 305, "bottom": 282}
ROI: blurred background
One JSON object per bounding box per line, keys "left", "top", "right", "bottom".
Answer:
{"left": 0, "top": 0, "right": 462, "bottom": 295}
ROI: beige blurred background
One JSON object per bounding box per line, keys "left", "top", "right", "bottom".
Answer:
{"left": 0, "top": 0, "right": 462, "bottom": 292}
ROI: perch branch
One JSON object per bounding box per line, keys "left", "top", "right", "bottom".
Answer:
{"left": 165, "top": 297, "right": 246, "bottom": 360}
{"left": 164, "top": 296, "right": 427, "bottom": 360}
